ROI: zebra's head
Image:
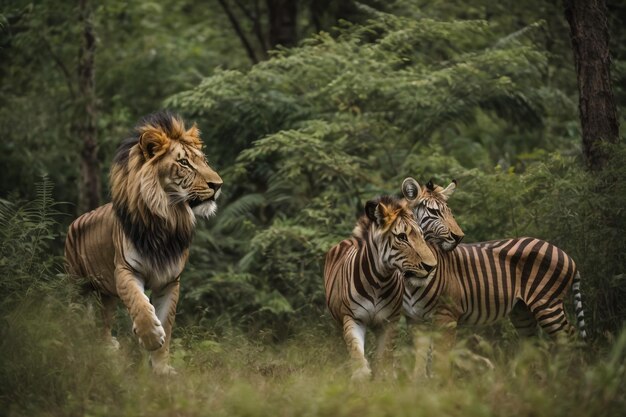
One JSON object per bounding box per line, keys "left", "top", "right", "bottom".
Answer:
{"left": 357, "top": 195, "right": 437, "bottom": 280}
{"left": 402, "top": 177, "right": 464, "bottom": 251}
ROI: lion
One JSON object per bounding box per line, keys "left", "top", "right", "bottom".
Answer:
{"left": 65, "top": 111, "right": 222, "bottom": 375}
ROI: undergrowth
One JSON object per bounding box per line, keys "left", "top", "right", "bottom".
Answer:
{"left": 1, "top": 295, "right": 625, "bottom": 417}
{"left": 1, "top": 172, "right": 625, "bottom": 417}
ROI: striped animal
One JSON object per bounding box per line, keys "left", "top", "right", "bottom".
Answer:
{"left": 401, "top": 177, "right": 587, "bottom": 341}
{"left": 65, "top": 111, "right": 223, "bottom": 375}
{"left": 403, "top": 178, "right": 465, "bottom": 251}
{"left": 324, "top": 195, "right": 437, "bottom": 380}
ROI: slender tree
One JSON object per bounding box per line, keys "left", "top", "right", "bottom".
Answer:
{"left": 564, "top": 0, "right": 620, "bottom": 170}
{"left": 76, "top": 0, "right": 101, "bottom": 212}
{"left": 217, "top": 0, "right": 261, "bottom": 63}
{"left": 217, "top": 0, "right": 298, "bottom": 63}
{"left": 266, "top": 0, "right": 297, "bottom": 48}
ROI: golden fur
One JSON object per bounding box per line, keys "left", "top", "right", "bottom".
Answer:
{"left": 65, "top": 111, "right": 222, "bottom": 375}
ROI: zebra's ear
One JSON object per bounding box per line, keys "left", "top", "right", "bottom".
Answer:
{"left": 365, "top": 200, "right": 379, "bottom": 223}
{"left": 440, "top": 179, "right": 457, "bottom": 201}
{"left": 402, "top": 177, "right": 421, "bottom": 205}
{"left": 365, "top": 200, "right": 388, "bottom": 225}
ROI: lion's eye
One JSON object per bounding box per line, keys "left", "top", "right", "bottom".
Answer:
{"left": 179, "top": 158, "right": 191, "bottom": 167}
{"left": 397, "top": 233, "right": 408, "bottom": 242}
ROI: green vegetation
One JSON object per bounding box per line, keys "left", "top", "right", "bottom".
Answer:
{"left": 0, "top": 191, "right": 624, "bottom": 415}
{"left": 169, "top": 7, "right": 625, "bottom": 335}
{"left": 1, "top": 0, "right": 626, "bottom": 415}
{"left": 2, "top": 240, "right": 626, "bottom": 416}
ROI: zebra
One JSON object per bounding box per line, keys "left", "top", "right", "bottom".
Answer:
{"left": 400, "top": 177, "right": 587, "bottom": 343}
{"left": 402, "top": 178, "right": 465, "bottom": 251}
{"left": 324, "top": 195, "right": 437, "bottom": 380}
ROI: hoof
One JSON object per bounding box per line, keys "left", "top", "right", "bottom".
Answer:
{"left": 108, "top": 337, "right": 121, "bottom": 350}
{"left": 351, "top": 366, "right": 372, "bottom": 382}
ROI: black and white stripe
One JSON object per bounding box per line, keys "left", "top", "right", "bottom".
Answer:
{"left": 401, "top": 178, "right": 587, "bottom": 340}
{"left": 404, "top": 236, "right": 587, "bottom": 340}
{"left": 324, "top": 195, "right": 437, "bottom": 379}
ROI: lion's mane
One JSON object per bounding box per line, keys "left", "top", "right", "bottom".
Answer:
{"left": 110, "top": 111, "right": 202, "bottom": 269}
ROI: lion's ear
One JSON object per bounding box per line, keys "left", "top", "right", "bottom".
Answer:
{"left": 185, "top": 123, "right": 203, "bottom": 149}
{"left": 139, "top": 129, "right": 169, "bottom": 160}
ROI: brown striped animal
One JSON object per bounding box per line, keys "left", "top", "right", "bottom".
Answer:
{"left": 401, "top": 177, "right": 587, "bottom": 342}
{"left": 65, "top": 111, "right": 223, "bottom": 375}
{"left": 324, "top": 195, "right": 437, "bottom": 380}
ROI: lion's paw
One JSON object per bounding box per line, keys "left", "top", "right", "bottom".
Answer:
{"left": 134, "top": 318, "right": 165, "bottom": 351}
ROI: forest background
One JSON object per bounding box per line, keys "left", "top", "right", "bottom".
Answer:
{"left": 1, "top": 1, "right": 626, "bottom": 416}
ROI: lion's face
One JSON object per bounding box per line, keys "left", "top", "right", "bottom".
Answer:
{"left": 159, "top": 140, "right": 223, "bottom": 219}
{"left": 110, "top": 112, "right": 224, "bottom": 221}
{"left": 109, "top": 112, "right": 221, "bottom": 270}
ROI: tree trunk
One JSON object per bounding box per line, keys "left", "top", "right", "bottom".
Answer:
{"left": 218, "top": 0, "right": 260, "bottom": 64}
{"left": 76, "top": 0, "right": 101, "bottom": 213}
{"left": 564, "top": 0, "right": 620, "bottom": 171}
{"left": 266, "top": 0, "right": 298, "bottom": 48}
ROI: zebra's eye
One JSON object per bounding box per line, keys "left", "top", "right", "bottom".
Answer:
{"left": 178, "top": 158, "right": 191, "bottom": 167}
{"left": 397, "top": 233, "right": 408, "bottom": 243}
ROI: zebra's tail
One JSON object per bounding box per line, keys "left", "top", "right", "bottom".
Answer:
{"left": 572, "top": 271, "right": 587, "bottom": 340}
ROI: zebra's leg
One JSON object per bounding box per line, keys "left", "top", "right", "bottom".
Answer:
{"left": 373, "top": 322, "right": 397, "bottom": 378}
{"left": 101, "top": 294, "right": 120, "bottom": 350}
{"left": 531, "top": 299, "right": 575, "bottom": 343}
{"left": 411, "top": 323, "right": 434, "bottom": 380}
{"left": 433, "top": 309, "right": 457, "bottom": 350}
{"left": 433, "top": 310, "right": 494, "bottom": 373}
{"left": 431, "top": 310, "right": 458, "bottom": 376}
{"left": 343, "top": 316, "right": 371, "bottom": 381}
{"left": 510, "top": 300, "right": 538, "bottom": 338}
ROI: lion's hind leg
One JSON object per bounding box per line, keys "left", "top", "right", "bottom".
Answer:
{"left": 101, "top": 295, "right": 120, "bottom": 350}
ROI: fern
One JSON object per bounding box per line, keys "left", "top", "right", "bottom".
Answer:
{"left": 0, "top": 176, "right": 62, "bottom": 302}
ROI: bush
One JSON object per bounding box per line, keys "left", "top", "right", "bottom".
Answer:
{"left": 168, "top": 9, "right": 560, "bottom": 334}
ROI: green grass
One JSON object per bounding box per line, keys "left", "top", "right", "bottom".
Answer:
{"left": 1, "top": 291, "right": 625, "bottom": 417}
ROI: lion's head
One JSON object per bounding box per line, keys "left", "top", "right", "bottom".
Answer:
{"left": 110, "top": 111, "right": 223, "bottom": 263}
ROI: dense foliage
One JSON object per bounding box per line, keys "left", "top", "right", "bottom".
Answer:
{"left": 167, "top": 7, "right": 625, "bottom": 336}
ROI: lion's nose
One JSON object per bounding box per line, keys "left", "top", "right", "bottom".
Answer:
{"left": 208, "top": 182, "right": 222, "bottom": 192}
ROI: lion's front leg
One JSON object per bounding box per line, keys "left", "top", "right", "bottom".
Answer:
{"left": 115, "top": 266, "right": 165, "bottom": 352}
{"left": 150, "top": 279, "right": 180, "bottom": 376}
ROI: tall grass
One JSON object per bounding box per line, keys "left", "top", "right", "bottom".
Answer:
{"left": 1, "top": 299, "right": 625, "bottom": 417}
{"left": 1, "top": 179, "right": 625, "bottom": 417}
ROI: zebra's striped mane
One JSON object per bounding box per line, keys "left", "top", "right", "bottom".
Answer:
{"left": 419, "top": 185, "right": 452, "bottom": 212}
